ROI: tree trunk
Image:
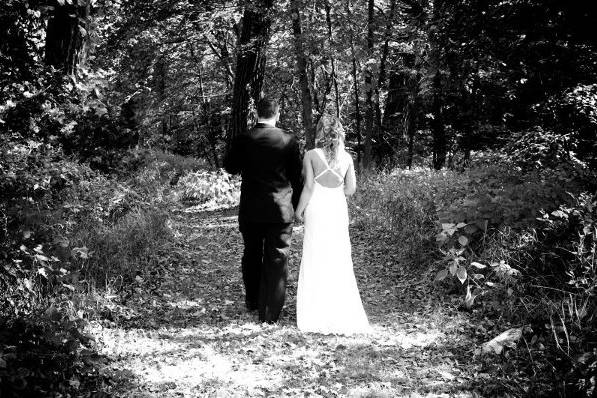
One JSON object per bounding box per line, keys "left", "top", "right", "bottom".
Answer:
{"left": 374, "top": 0, "right": 396, "bottom": 164}
{"left": 290, "top": 0, "right": 315, "bottom": 149}
{"left": 324, "top": 1, "right": 340, "bottom": 117}
{"left": 228, "top": 0, "right": 274, "bottom": 147}
{"left": 154, "top": 55, "right": 168, "bottom": 139}
{"left": 208, "top": 121, "right": 221, "bottom": 169}
{"left": 429, "top": 0, "right": 446, "bottom": 170}
{"left": 346, "top": 0, "right": 362, "bottom": 166}
{"left": 308, "top": 58, "right": 320, "bottom": 114}
{"left": 430, "top": 70, "right": 446, "bottom": 169}
{"left": 351, "top": 51, "right": 363, "bottom": 167}
{"left": 405, "top": 99, "right": 416, "bottom": 168}
{"left": 362, "top": 0, "right": 375, "bottom": 168}
{"left": 45, "top": 0, "right": 89, "bottom": 74}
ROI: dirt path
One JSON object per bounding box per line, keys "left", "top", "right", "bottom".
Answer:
{"left": 87, "top": 208, "right": 492, "bottom": 397}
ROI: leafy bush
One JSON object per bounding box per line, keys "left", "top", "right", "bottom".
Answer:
{"left": 474, "top": 192, "right": 597, "bottom": 396}
{"left": 351, "top": 167, "right": 469, "bottom": 266}
{"left": 504, "top": 127, "right": 588, "bottom": 172}
{"left": 177, "top": 170, "right": 240, "bottom": 211}
{"left": 542, "top": 83, "right": 597, "bottom": 170}
{"left": 0, "top": 138, "right": 176, "bottom": 319}
{"left": 70, "top": 208, "right": 171, "bottom": 286}
{"left": 356, "top": 151, "right": 596, "bottom": 394}
{"left": 428, "top": 150, "right": 596, "bottom": 395}
{"left": 0, "top": 316, "right": 104, "bottom": 397}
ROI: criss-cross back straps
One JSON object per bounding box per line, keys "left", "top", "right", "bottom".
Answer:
{"left": 313, "top": 149, "right": 344, "bottom": 181}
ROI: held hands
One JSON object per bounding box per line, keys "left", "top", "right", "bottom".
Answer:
{"left": 295, "top": 209, "right": 305, "bottom": 223}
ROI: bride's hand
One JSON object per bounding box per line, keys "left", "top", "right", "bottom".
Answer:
{"left": 295, "top": 210, "right": 304, "bottom": 223}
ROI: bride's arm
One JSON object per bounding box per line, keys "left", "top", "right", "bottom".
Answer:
{"left": 344, "top": 155, "right": 356, "bottom": 196}
{"left": 295, "top": 152, "right": 314, "bottom": 221}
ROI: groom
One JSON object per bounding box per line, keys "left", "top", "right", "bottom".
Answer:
{"left": 224, "top": 98, "right": 303, "bottom": 323}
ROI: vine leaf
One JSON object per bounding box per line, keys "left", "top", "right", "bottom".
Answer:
{"left": 456, "top": 266, "right": 467, "bottom": 284}
{"left": 435, "top": 269, "right": 448, "bottom": 282}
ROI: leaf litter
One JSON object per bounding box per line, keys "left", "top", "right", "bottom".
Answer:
{"left": 85, "top": 207, "right": 516, "bottom": 397}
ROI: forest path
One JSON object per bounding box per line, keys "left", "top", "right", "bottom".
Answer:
{"left": 88, "top": 208, "right": 491, "bottom": 397}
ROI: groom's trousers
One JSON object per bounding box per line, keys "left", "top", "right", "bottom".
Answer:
{"left": 240, "top": 221, "right": 292, "bottom": 323}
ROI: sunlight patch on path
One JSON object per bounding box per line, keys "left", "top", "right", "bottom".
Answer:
{"left": 88, "top": 317, "right": 473, "bottom": 397}
{"left": 87, "top": 209, "right": 482, "bottom": 397}
{"left": 371, "top": 325, "right": 443, "bottom": 349}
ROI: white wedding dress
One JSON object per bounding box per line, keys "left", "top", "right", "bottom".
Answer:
{"left": 296, "top": 148, "right": 370, "bottom": 335}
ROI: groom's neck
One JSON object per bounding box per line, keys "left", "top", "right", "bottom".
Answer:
{"left": 257, "top": 117, "right": 277, "bottom": 127}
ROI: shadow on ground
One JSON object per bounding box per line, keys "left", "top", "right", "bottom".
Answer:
{"left": 85, "top": 207, "right": 489, "bottom": 397}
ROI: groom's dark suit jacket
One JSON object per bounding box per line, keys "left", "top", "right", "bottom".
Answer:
{"left": 224, "top": 123, "right": 303, "bottom": 225}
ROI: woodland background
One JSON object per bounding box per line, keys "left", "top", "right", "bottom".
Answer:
{"left": 1, "top": 0, "right": 597, "bottom": 396}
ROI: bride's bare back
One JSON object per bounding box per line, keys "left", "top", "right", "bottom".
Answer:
{"left": 308, "top": 148, "right": 350, "bottom": 188}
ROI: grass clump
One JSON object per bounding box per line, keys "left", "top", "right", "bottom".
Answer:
{"left": 176, "top": 169, "right": 240, "bottom": 211}
{"left": 351, "top": 167, "right": 469, "bottom": 267}
{"left": 354, "top": 151, "right": 596, "bottom": 396}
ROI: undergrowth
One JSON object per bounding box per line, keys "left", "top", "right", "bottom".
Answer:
{"left": 351, "top": 151, "right": 597, "bottom": 396}
{"left": 0, "top": 143, "right": 219, "bottom": 395}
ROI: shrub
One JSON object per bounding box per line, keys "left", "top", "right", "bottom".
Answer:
{"left": 478, "top": 193, "right": 597, "bottom": 396}
{"left": 0, "top": 138, "right": 175, "bottom": 319}
{"left": 430, "top": 153, "right": 596, "bottom": 395}
{"left": 434, "top": 150, "right": 591, "bottom": 294}
{"left": 351, "top": 167, "right": 469, "bottom": 266}
{"left": 177, "top": 169, "right": 240, "bottom": 210}
{"left": 0, "top": 138, "right": 94, "bottom": 318}
{"left": 69, "top": 207, "right": 171, "bottom": 286}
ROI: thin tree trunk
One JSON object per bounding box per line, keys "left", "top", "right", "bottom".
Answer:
{"left": 430, "top": 0, "right": 446, "bottom": 170}
{"left": 45, "top": 0, "right": 89, "bottom": 74}
{"left": 352, "top": 60, "right": 363, "bottom": 167}
{"left": 228, "top": 0, "right": 274, "bottom": 147}
{"left": 206, "top": 37, "right": 234, "bottom": 88}
{"left": 324, "top": 1, "right": 340, "bottom": 117}
{"left": 308, "top": 58, "right": 320, "bottom": 113}
{"left": 153, "top": 55, "right": 168, "bottom": 138}
{"left": 430, "top": 70, "right": 446, "bottom": 169}
{"left": 374, "top": 0, "right": 396, "bottom": 161}
{"left": 197, "top": 65, "right": 221, "bottom": 169}
{"left": 350, "top": 36, "right": 362, "bottom": 166}
{"left": 405, "top": 99, "right": 416, "bottom": 168}
{"left": 290, "top": 0, "right": 315, "bottom": 149}
{"left": 346, "top": 0, "right": 362, "bottom": 166}
{"left": 208, "top": 118, "right": 221, "bottom": 169}
{"left": 362, "top": 0, "right": 375, "bottom": 168}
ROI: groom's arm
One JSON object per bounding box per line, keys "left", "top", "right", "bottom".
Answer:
{"left": 287, "top": 136, "right": 303, "bottom": 210}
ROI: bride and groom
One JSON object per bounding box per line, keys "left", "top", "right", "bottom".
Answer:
{"left": 224, "top": 98, "right": 369, "bottom": 334}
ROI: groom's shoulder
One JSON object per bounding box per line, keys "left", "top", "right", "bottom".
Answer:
{"left": 271, "top": 127, "right": 298, "bottom": 144}
{"left": 251, "top": 124, "right": 297, "bottom": 145}
{"left": 280, "top": 128, "right": 298, "bottom": 142}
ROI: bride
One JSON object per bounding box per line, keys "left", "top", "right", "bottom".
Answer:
{"left": 294, "top": 115, "right": 370, "bottom": 335}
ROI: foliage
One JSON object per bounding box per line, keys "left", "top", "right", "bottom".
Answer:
{"left": 351, "top": 167, "right": 469, "bottom": 267}
{"left": 543, "top": 83, "right": 597, "bottom": 169}
{"left": 0, "top": 136, "right": 173, "bottom": 315}
{"left": 350, "top": 152, "right": 595, "bottom": 394}
{"left": 425, "top": 154, "right": 595, "bottom": 394}
{"left": 0, "top": 316, "right": 104, "bottom": 397}
{"left": 0, "top": 142, "right": 177, "bottom": 395}
{"left": 2, "top": 0, "right": 597, "bottom": 395}
{"left": 176, "top": 170, "right": 240, "bottom": 211}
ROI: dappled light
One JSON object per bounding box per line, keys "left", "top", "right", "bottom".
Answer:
{"left": 74, "top": 210, "right": 483, "bottom": 396}
{"left": 2, "top": 0, "right": 596, "bottom": 396}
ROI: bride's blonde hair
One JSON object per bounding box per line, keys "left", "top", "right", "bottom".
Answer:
{"left": 315, "top": 114, "right": 345, "bottom": 168}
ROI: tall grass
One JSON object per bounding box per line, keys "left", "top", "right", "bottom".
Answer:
{"left": 70, "top": 208, "right": 171, "bottom": 288}
{"left": 350, "top": 159, "right": 596, "bottom": 396}
{"left": 350, "top": 167, "right": 470, "bottom": 268}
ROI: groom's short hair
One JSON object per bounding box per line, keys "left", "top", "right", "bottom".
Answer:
{"left": 256, "top": 98, "right": 279, "bottom": 119}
